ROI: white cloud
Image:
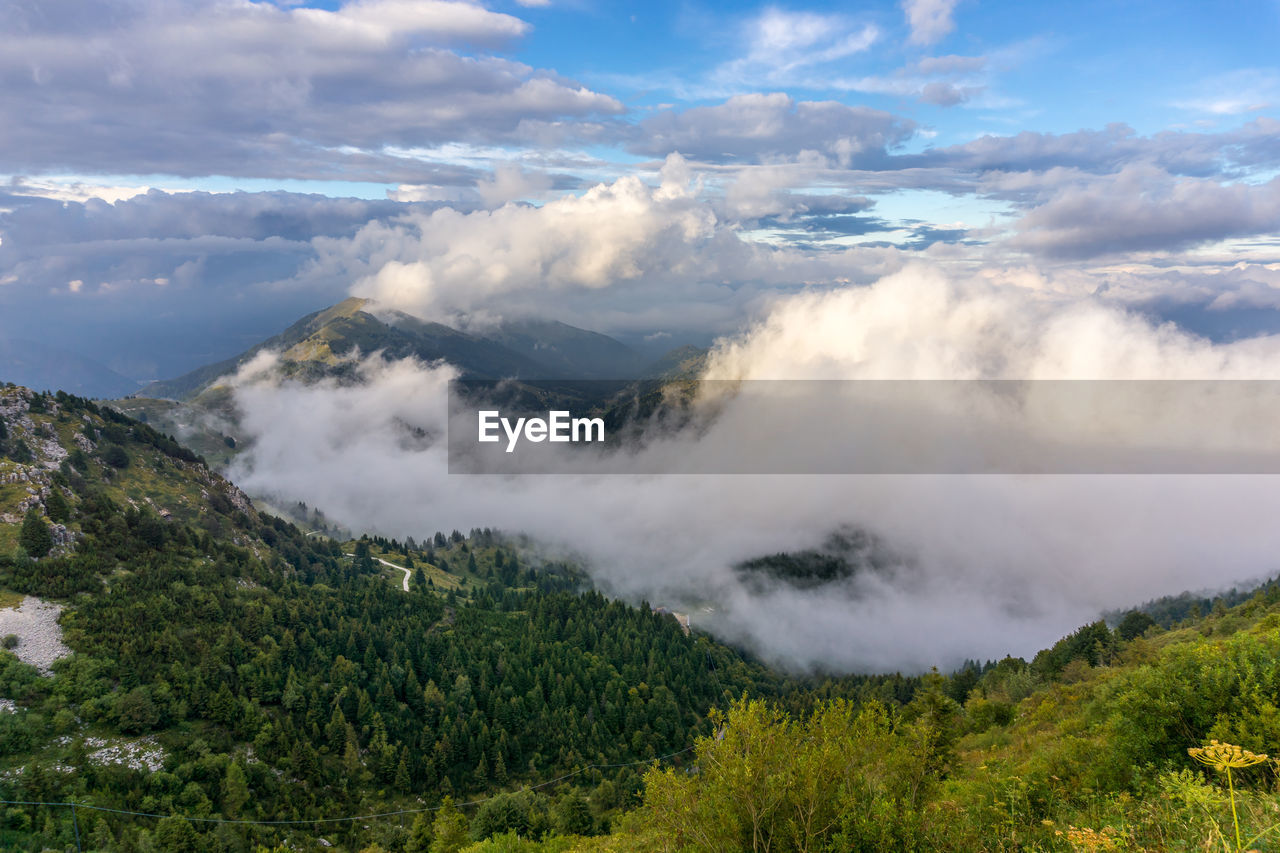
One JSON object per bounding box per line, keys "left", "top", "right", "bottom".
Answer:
{"left": 225, "top": 266, "right": 1280, "bottom": 672}
{"left": 632, "top": 94, "right": 915, "bottom": 165}
{"left": 902, "top": 0, "right": 961, "bottom": 46}
{"left": 710, "top": 7, "right": 879, "bottom": 90}
{"left": 836, "top": 54, "right": 987, "bottom": 106}
{"left": 1175, "top": 69, "right": 1280, "bottom": 116}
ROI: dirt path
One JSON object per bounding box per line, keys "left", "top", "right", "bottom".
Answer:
{"left": 376, "top": 558, "right": 412, "bottom": 592}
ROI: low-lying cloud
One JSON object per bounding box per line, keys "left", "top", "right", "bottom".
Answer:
{"left": 224, "top": 265, "right": 1280, "bottom": 673}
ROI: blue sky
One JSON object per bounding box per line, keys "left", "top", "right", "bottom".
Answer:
{"left": 1, "top": 0, "right": 1279, "bottom": 384}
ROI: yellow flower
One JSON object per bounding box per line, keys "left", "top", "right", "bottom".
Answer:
{"left": 1188, "top": 740, "right": 1269, "bottom": 852}
{"left": 1188, "top": 740, "right": 1269, "bottom": 770}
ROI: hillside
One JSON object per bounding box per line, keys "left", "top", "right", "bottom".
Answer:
{"left": 0, "top": 383, "right": 877, "bottom": 851}
{"left": 4, "top": 381, "right": 1280, "bottom": 850}
{"left": 391, "top": 581, "right": 1280, "bottom": 853}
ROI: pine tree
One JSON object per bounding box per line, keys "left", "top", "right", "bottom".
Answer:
{"left": 209, "top": 682, "right": 236, "bottom": 725}
{"left": 45, "top": 489, "right": 70, "bottom": 524}
{"left": 19, "top": 509, "right": 52, "bottom": 558}
{"left": 281, "top": 667, "right": 305, "bottom": 713}
{"left": 429, "top": 797, "right": 470, "bottom": 853}
{"left": 407, "top": 812, "right": 434, "bottom": 853}
{"left": 222, "top": 761, "right": 250, "bottom": 819}
{"left": 395, "top": 748, "right": 412, "bottom": 791}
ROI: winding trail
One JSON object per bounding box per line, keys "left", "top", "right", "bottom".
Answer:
{"left": 375, "top": 558, "right": 412, "bottom": 592}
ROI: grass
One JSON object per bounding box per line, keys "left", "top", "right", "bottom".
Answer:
{"left": 0, "top": 589, "right": 25, "bottom": 609}
{"left": 363, "top": 545, "right": 468, "bottom": 592}
{"left": 109, "top": 398, "right": 241, "bottom": 470}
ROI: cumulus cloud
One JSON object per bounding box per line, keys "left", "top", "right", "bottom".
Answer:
{"left": 475, "top": 164, "right": 556, "bottom": 207}
{"left": 330, "top": 154, "right": 921, "bottom": 331}
{"left": 902, "top": 0, "right": 960, "bottom": 46}
{"left": 0, "top": 0, "right": 621, "bottom": 179}
{"left": 225, "top": 265, "right": 1280, "bottom": 672}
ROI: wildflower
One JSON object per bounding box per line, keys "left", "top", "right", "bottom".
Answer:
{"left": 1188, "top": 740, "right": 1268, "bottom": 770}
{"left": 1188, "top": 740, "right": 1268, "bottom": 852}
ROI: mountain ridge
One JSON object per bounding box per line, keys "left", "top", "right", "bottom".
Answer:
{"left": 135, "top": 299, "right": 658, "bottom": 402}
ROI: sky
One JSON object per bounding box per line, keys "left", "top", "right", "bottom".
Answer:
{"left": 2, "top": 0, "right": 1279, "bottom": 380}
{"left": 5, "top": 0, "right": 1280, "bottom": 669}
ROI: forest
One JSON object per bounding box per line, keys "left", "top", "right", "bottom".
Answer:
{"left": 2, "top": 384, "right": 1280, "bottom": 851}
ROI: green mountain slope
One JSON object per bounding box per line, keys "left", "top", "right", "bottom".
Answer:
{"left": 5, "top": 381, "right": 1279, "bottom": 852}
{"left": 0, "top": 383, "right": 852, "bottom": 851}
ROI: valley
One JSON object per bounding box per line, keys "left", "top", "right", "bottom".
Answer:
{"left": 1, "top": 380, "right": 1279, "bottom": 851}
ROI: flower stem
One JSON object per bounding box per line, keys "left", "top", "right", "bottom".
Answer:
{"left": 1228, "top": 766, "right": 1242, "bottom": 853}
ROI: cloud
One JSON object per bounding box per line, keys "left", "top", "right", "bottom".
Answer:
{"left": 224, "top": 265, "right": 1280, "bottom": 672}
{"left": 475, "top": 164, "right": 556, "bottom": 207}
{"left": 1007, "top": 166, "right": 1280, "bottom": 258}
{"left": 0, "top": 0, "right": 621, "bottom": 180}
{"left": 0, "top": 188, "right": 431, "bottom": 379}
{"left": 708, "top": 7, "right": 879, "bottom": 91}
{"left": 720, "top": 157, "right": 875, "bottom": 221}
{"left": 902, "top": 0, "right": 960, "bottom": 46}
{"left": 923, "top": 120, "right": 1280, "bottom": 179}
{"left": 333, "top": 154, "right": 919, "bottom": 331}
{"left": 829, "top": 54, "right": 987, "bottom": 106}
{"left": 1175, "top": 69, "right": 1280, "bottom": 116}
{"left": 631, "top": 94, "right": 916, "bottom": 165}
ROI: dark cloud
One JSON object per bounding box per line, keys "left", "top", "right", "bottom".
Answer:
{"left": 1008, "top": 167, "right": 1280, "bottom": 258}
{"left": 756, "top": 213, "right": 894, "bottom": 237}
{"left": 0, "top": 0, "right": 622, "bottom": 180}
{"left": 0, "top": 189, "right": 440, "bottom": 380}
{"left": 0, "top": 188, "right": 423, "bottom": 247}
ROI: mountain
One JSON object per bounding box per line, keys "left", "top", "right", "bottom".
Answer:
{"left": 0, "top": 338, "right": 140, "bottom": 399}
{"left": 640, "top": 343, "right": 708, "bottom": 380}
{"left": 136, "top": 298, "right": 550, "bottom": 401}
{"left": 5, "top": 382, "right": 1280, "bottom": 850}
{"left": 136, "top": 299, "right": 658, "bottom": 403}
{"left": 474, "top": 318, "right": 643, "bottom": 378}
{"left": 0, "top": 383, "right": 795, "bottom": 850}
{"left": 124, "top": 300, "right": 702, "bottom": 470}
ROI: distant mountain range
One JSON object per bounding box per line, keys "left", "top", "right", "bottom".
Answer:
{"left": 136, "top": 298, "right": 696, "bottom": 401}
{"left": 104, "top": 299, "right": 709, "bottom": 466}
{"left": 0, "top": 338, "right": 141, "bottom": 399}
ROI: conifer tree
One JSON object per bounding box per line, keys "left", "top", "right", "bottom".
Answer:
{"left": 19, "top": 508, "right": 52, "bottom": 558}
{"left": 45, "top": 489, "right": 70, "bottom": 524}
